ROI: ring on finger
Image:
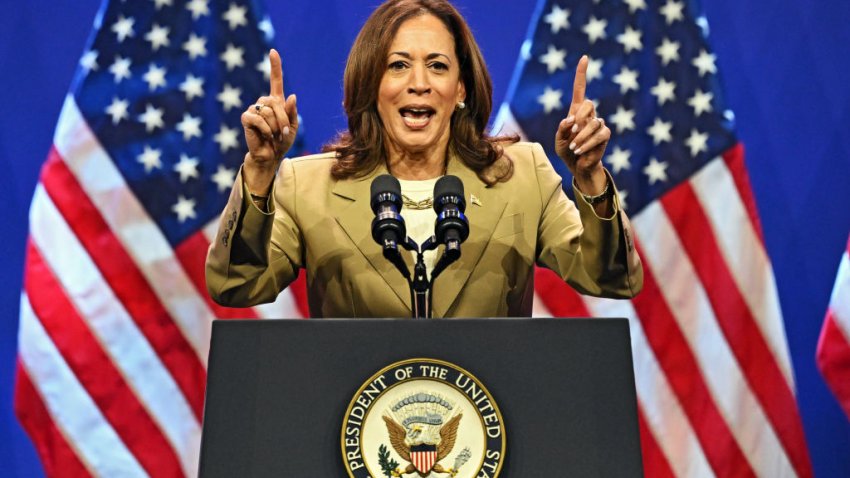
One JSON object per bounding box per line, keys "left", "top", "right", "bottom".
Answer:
{"left": 254, "top": 103, "right": 265, "bottom": 112}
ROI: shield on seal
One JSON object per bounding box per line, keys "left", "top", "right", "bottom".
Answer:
{"left": 410, "top": 443, "right": 438, "bottom": 474}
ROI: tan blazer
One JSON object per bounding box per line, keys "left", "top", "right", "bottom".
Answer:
{"left": 205, "top": 142, "right": 642, "bottom": 317}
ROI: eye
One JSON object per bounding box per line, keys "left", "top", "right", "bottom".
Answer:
{"left": 388, "top": 60, "right": 408, "bottom": 71}
{"left": 429, "top": 61, "right": 449, "bottom": 71}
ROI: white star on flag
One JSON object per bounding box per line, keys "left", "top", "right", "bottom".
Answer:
{"left": 173, "top": 154, "right": 200, "bottom": 182}
{"left": 609, "top": 106, "right": 636, "bottom": 133}
{"left": 183, "top": 33, "right": 208, "bottom": 60}
{"left": 223, "top": 3, "right": 248, "bottom": 30}
{"left": 143, "top": 64, "right": 167, "bottom": 91}
{"left": 696, "top": 15, "right": 711, "bottom": 37}
{"left": 617, "top": 189, "right": 628, "bottom": 210}
{"left": 180, "top": 74, "right": 205, "bottom": 101}
{"left": 692, "top": 49, "right": 717, "bottom": 76}
{"left": 172, "top": 196, "right": 197, "bottom": 223}
{"left": 138, "top": 104, "right": 165, "bottom": 132}
{"left": 137, "top": 145, "right": 163, "bottom": 173}
{"left": 647, "top": 117, "right": 673, "bottom": 145}
{"left": 186, "top": 0, "right": 209, "bottom": 19}
{"left": 221, "top": 44, "right": 245, "bottom": 71}
{"left": 650, "top": 78, "right": 676, "bottom": 105}
{"left": 688, "top": 89, "right": 714, "bottom": 116}
{"left": 105, "top": 97, "right": 129, "bottom": 124}
{"left": 686, "top": 128, "right": 709, "bottom": 156}
{"left": 605, "top": 146, "right": 632, "bottom": 173}
{"left": 176, "top": 114, "right": 203, "bottom": 141}
{"left": 543, "top": 5, "right": 570, "bottom": 33}
{"left": 80, "top": 50, "right": 99, "bottom": 72}
{"left": 612, "top": 66, "right": 639, "bottom": 94}
{"left": 583, "top": 16, "right": 608, "bottom": 44}
{"left": 211, "top": 164, "right": 237, "bottom": 192}
{"left": 643, "top": 157, "right": 669, "bottom": 184}
{"left": 256, "top": 60, "right": 271, "bottom": 80}
{"left": 217, "top": 84, "right": 242, "bottom": 111}
{"left": 151, "top": 0, "right": 173, "bottom": 10}
{"left": 213, "top": 124, "right": 240, "bottom": 153}
{"left": 537, "top": 86, "right": 564, "bottom": 114}
{"left": 660, "top": 0, "right": 685, "bottom": 24}
{"left": 539, "top": 45, "right": 567, "bottom": 74}
{"left": 617, "top": 26, "right": 643, "bottom": 53}
{"left": 109, "top": 56, "right": 132, "bottom": 83}
{"left": 656, "top": 38, "right": 681, "bottom": 65}
{"left": 585, "top": 57, "right": 603, "bottom": 82}
{"left": 259, "top": 15, "right": 275, "bottom": 40}
{"left": 145, "top": 24, "right": 170, "bottom": 51}
{"left": 111, "top": 15, "right": 135, "bottom": 42}
{"left": 623, "top": 0, "right": 646, "bottom": 14}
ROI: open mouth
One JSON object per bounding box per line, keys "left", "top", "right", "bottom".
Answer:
{"left": 399, "top": 106, "right": 435, "bottom": 129}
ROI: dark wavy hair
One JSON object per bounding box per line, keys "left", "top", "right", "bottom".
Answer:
{"left": 324, "top": 0, "right": 516, "bottom": 185}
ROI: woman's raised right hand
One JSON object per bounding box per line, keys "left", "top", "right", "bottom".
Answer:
{"left": 240, "top": 49, "right": 298, "bottom": 194}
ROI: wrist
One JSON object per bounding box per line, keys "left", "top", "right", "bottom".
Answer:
{"left": 574, "top": 167, "right": 607, "bottom": 196}
{"left": 579, "top": 180, "right": 612, "bottom": 206}
{"left": 242, "top": 154, "right": 277, "bottom": 196}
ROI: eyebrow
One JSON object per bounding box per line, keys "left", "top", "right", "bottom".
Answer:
{"left": 388, "top": 51, "right": 452, "bottom": 63}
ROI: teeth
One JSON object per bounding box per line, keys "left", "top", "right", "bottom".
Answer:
{"left": 402, "top": 115, "right": 430, "bottom": 127}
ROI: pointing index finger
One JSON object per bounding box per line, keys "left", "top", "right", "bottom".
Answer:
{"left": 571, "top": 55, "right": 588, "bottom": 105}
{"left": 269, "top": 49, "right": 284, "bottom": 98}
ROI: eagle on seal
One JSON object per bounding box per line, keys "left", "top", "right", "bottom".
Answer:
{"left": 382, "top": 413, "right": 463, "bottom": 477}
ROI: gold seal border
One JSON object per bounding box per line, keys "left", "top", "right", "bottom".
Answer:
{"left": 340, "top": 357, "right": 507, "bottom": 478}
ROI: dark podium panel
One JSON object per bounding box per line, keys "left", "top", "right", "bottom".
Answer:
{"left": 199, "top": 318, "right": 643, "bottom": 477}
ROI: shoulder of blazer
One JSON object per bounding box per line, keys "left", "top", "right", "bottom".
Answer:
{"left": 286, "top": 150, "right": 337, "bottom": 170}
{"left": 495, "top": 141, "right": 555, "bottom": 185}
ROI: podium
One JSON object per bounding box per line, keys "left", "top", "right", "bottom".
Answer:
{"left": 199, "top": 318, "right": 643, "bottom": 477}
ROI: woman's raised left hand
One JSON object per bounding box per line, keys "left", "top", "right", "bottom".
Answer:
{"left": 555, "top": 55, "right": 610, "bottom": 195}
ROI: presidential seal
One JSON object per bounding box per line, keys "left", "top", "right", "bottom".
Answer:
{"left": 341, "top": 358, "right": 506, "bottom": 478}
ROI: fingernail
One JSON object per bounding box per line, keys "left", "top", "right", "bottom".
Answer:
{"left": 283, "top": 126, "right": 290, "bottom": 137}
{"left": 575, "top": 148, "right": 583, "bottom": 155}
{"left": 571, "top": 124, "right": 578, "bottom": 133}
{"left": 569, "top": 142, "right": 576, "bottom": 150}
{"left": 566, "top": 115, "right": 575, "bottom": 123}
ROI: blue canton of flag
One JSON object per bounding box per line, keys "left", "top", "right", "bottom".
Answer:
{"left": 500, "top": 0, "right": 736, "bottom": 213}
{"left": 497, "top": 0, "right": 814, "bottom": 477}
{"left": 74, "top": 0, "right": 295, "bottom": 245}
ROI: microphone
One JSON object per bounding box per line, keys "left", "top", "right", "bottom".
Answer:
{"left": 370, "top": 174, "right": 407, "bottom": 259}
{"left": 433, "top": 175, "right": 469, "bottom": 260}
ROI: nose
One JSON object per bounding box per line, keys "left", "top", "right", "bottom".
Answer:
{"left": 407, "top": 64, "right": 431, "bottom": 95}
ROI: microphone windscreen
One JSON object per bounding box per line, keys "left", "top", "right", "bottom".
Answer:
{"left": 434, "top": 175, "right": 465, "bottom": 211}
{"left": 371, "top": 174, "right": 401, "bottom": 197}
{"left": 370, "top": 174, "right": 402, "bottom": 213}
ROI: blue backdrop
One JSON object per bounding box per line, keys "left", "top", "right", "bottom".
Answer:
{"left": 1, "top": 0, "right": 849, "bottom": 476}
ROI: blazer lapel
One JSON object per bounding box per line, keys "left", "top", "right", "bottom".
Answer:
{"left": 432, "top": 153, "right": 507, "bottom": 317}
{"left": 333, "top": 165, "right": 413, "bottom": 312}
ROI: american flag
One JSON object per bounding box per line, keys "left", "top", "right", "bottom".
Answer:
{"left": 494, "top": 0, "right": 813, "bottom": 476}
{"left": 14, "top": 0, "right": 308, "bottom": 476}
{"left": 816, "top": 234, "right": 850, "bottom": 421}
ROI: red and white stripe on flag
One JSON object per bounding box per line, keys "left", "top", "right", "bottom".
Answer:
{"left": 816, "top": 234, "right": 850, "bottom": 420}
{"left": 14, "top": 96, "right": 310, "bottom": 477}
{"left": 532, "top": 143, "right": 813, "bottom": 477}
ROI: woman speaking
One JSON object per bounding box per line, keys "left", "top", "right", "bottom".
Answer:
{"left": 205, "top": 0, "right": 643, "bottom": 317}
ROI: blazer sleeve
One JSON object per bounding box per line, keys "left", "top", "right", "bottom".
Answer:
{"left": 205, "top": 159, "right": 303, "bottom": 307}
{"left": 532, "top": 142, "right": 643, "bottom": 298}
